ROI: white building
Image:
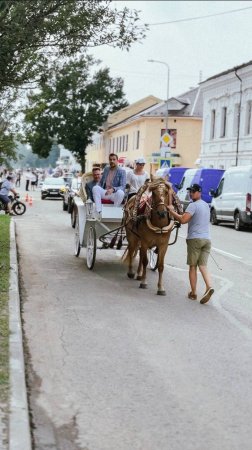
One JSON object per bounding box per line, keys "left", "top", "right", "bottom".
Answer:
{"left": 200, "top": 61, "right": 252, "bottom": 169}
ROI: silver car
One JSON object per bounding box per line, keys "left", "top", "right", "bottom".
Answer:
{"left": 41, "top": 177, "right": 66, "bottom": 200}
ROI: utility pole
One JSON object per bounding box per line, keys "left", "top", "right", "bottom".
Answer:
{"left": 235, "top": 71, "right": 242, "bottom": 166}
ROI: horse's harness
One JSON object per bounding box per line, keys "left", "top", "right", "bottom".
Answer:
{"left": 145, "top": 182, "right": 174, "bottom": 234}
{"left": 125, "top": 180, "right": 176, "bottom": 235}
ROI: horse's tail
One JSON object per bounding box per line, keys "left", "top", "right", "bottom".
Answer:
{"left": 121, "top": 246, "right": 129, "bottom": 263}
{"left": 121, "top": 245, "right": 139, "bottom": 264}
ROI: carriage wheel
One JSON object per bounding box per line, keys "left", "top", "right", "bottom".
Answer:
{"left": 86, "top": 226, "right": 96, "bottom": 270}
{"left": 74, "top": 217, "right": 81, "bottom": 257}
{"left": 148, "top": 248, "right": 159, "bottom": 271}
{"left": 71, "top": 207, "right": 77, "bottom": 228}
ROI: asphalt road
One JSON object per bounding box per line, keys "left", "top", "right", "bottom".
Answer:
{"left": 15, "top": 186, "right": 252, "bottom": 450}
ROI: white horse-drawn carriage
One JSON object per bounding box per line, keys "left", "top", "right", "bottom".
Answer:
{"left": 72, "top": 175, "right": 182, "bottom": 296}
{"left": 73, "top": 197, "right": 128, "bottom": 269}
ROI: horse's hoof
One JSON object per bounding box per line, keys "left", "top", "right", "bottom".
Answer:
{"left": 136, "top": 275, "right": 142, "bottom": 281}
{"left": 139, "top": 283, "right": 148, "bottom": 289}
{"left": 127, "top": 273, "right": 135, "bottom": 279}
{"left": 157, "top": 290, "right": 166, "bottom": 296}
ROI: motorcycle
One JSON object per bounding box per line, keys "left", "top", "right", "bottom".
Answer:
{"left": 0, "top": 194, "right": 26, "bottom": 215}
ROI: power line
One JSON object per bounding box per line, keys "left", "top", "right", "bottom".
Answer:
{"left": 147, "top": 5, "right": 252, "bottom": 26}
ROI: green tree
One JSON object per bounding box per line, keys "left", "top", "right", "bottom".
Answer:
{"left": 0, "top": 0, "right": 146, "bottom": 95}
{"left": 0, "top": 120, "right": 16, "bottom": 165}
{"left": 24, "top": 57, "right": 128, "bottom": 172}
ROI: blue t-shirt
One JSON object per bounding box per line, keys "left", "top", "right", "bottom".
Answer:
{"left": 186, "top": 199, "right": 210, "bottom": 239}
{"left": 0, "top": 179, "right": 13, "bottom": 196}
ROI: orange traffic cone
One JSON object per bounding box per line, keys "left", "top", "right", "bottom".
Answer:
{"left": 25, "top": 193, "right": 29, "bottom": 202}
{"left": 29, "top": 196, "right": 33, "bottom": 206}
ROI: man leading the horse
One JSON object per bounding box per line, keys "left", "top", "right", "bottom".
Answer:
{"left": 167, "top": 183, "right": 214, "bottom": 304}
{"left": 92, "top": 153, "right": 126, "bottom": 213}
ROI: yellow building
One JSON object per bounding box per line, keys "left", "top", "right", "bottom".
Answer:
{"left": 85, "top": 95, "right": 161, "bottom": 171}
{"left": 86, "top": 89, "right": 203, "bottom": 174}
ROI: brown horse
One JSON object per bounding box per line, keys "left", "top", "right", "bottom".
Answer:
{"left": 122, "top": 178, "right": 182, "bottom": 295}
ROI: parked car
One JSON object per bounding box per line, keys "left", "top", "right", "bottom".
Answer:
{"left": 176, "top": 168, "right": 225, "bottom": 210}
{"left": 155, "top": 167, "right": 189, "bottom": 193}
{"left": 210, "top": 165, "right": 252, "bottom": 231}
{"left": 41, "top": 177, "right": 66, "bottom": 200}
{"left": 62, "top": 177, "right": 81, "bottom": 212}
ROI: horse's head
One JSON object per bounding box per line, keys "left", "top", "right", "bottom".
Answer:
{"left": 149, "top": 178, "right": 171, "bottom": 209}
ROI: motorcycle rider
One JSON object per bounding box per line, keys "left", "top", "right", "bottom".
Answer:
{"left": 0, "top": 174, "right": 18, "bottom": 215}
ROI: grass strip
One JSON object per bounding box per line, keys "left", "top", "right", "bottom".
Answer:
{"left": 0, "top": 215, "right": 10, "bottom": 402}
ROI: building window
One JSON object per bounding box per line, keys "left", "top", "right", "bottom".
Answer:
{"left": 245, "top": 101, "right": 252, "bottom": 135}
{"left": 125, "top": 134, "right": 128, "bottom": 151}
{"left": 116, "top": 137, "right": 119, "bottom": 152}
{"left": 233, "top": 104, "right": 239, "bottom": 137}
{"left": 220, "top": 107, "right": 227, "bottom": 138}
{"left": 136, "top": 130, "right": 140, "bottom": 150}
{"left": 210, "top": 109, "right": 216, "bottom": 139}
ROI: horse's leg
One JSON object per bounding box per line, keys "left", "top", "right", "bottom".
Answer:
{"left": 126, "top": 232, "right": 138, "bottom": 279}
{"left": 156, "top": 244, "right": 169, "bottom": 295}
{"left": 139, "top": 245, "right": 148, "bottom": 289}
{"left": 136, "top": 247, "right": 143, "bottom": 280}
{"left": 127, "top": 242, "right": 135, "bottom": 279}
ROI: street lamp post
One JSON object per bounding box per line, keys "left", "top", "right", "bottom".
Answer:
{"left": 148, "top": 59, "right": 170, "bottom": 133}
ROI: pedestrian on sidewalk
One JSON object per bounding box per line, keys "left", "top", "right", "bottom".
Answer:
{"left": 25, "top": 169, "right": 32, "bottom": 191}
{"left": 15, "top": 171, "right": 21, "bottom": 187}
{"left": 30, "top": 171, "right": 37, "bottom": 191}
{"left": 167, "top": 183, "right": 214, "bottom": 304}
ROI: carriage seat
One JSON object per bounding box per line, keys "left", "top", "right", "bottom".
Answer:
{"left": 101, "top": 198, "right": 114, "bottom": 204}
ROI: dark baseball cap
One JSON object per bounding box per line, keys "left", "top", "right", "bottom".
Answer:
{"left": 187, "top": 183, "right": 202, "bottom": 192}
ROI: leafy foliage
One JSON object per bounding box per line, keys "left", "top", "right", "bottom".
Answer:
{"left": 0, "top": 128, "right": 17, "bottom": 165}
{"left": 0, "top": 0, "right": 147, "bottom": 94}
{"left": 24, "top": 57, "right": 128, "bottom": 171}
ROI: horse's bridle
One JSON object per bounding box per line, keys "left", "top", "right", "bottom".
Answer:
{"left": 147, "top": 183, "right": 174, "bottom": 233}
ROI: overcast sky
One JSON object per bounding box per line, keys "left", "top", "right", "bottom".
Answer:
{"left": 92, "top": 0, "right": 252, "bottom": 103}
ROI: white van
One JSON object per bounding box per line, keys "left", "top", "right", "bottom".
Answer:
{"left": 210, "top": 165, "right": 252, "bottom": 231}
{"left": 176, "top": 169, "right": 198, "bottom": 209}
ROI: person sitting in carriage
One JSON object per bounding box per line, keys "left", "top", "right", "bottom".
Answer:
{"left": 85, "top": 167, "right": 102, "bottom": 201}
{"left": 126, "top": 157, "right": 150, "bottom": 199}
{"left": 92, "top": 153, "right": 126, "bottom": 213}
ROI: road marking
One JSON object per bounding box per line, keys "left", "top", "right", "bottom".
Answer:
{"left": 212, "top": 247, "right": 242, "bottom": 260}
{"left": 178, "top": 233, "right": 242, "bottom": 260}
{"left": 212, "top": 290, "right": 252, "bottom": 341}
{"left": 167, "top": 266, "right": 252, "bottom": 340}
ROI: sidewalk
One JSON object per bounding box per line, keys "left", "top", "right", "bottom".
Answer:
{"left": 8, "top": 219, "right": 32, "bottom": 450}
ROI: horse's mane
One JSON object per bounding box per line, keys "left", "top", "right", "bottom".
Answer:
{"left": 126, "top": 176, "right": 183, "bottom": 221}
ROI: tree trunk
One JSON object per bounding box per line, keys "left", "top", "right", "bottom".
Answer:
{"left": 80, "top": 150, "right": 86, "bottom": 174}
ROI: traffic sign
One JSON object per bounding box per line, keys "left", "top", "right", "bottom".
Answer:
{"left": 160, "top": 132, "right": 173, "bottom": 147}
{"left": 159, "top": 158, "right": 172, "bottom": 168}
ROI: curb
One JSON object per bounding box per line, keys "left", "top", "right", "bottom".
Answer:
{"left": 9, "top": 219, "right": 32, "bottom": 450}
